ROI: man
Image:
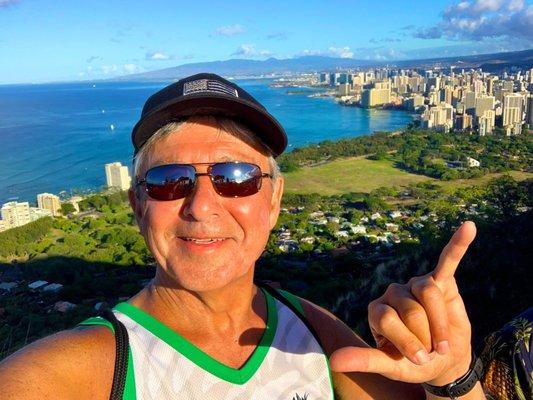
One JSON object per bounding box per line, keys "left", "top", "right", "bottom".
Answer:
{"left": 0, "top": 73, "right": 486, "bottom": 399}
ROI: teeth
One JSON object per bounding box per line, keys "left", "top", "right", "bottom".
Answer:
{"left": 184, "top": 238, "right": 225, "bottom": 243}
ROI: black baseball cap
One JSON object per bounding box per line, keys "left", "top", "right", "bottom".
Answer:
{"left": 131, "top": 73, "right": 288, "bottom": 157}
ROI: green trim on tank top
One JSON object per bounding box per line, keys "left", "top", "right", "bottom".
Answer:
{"left": 113, "top": 287, "right": 277, "bottom": 385}
{"left": 77, "top": 316, "right": 137, "bottom": 400}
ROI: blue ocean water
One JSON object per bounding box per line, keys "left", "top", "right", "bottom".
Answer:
{"left": 0, "top": 80, "right": 412, "bottom": 204}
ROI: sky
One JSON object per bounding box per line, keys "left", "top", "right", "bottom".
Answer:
{"left": 1, "top": 0, "right": 532, "bottom": 84}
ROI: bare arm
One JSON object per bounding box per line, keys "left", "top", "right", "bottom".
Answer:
{"left": 298, "top": 296, "right": 425, "bottom": 399}
{"left": 0, "top": 326, "right": 115, "bottom": 400}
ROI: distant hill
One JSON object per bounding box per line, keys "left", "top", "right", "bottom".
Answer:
{"left": 115, "top": 49, "right": 533, "bottom": 81}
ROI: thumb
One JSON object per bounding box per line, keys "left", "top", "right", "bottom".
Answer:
{"left": 329, "top": 346, "right": 399, "bottom": 375}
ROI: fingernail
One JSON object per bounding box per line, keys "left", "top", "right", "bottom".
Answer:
{"left": 415, "top": 349, "right": 430, "bottom": 364}
{"left": 437, "top": 340, "right": 450, "bottom": 354}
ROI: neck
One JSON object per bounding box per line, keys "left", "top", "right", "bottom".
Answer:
{"left": 129, "top": 266, "right": 264, "bottom": 334}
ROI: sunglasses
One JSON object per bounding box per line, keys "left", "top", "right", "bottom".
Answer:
{"left": 136, "top": 162, "right": 272, "bottom": 201}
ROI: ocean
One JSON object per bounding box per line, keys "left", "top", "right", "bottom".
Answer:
{"left": 0, "top": 79, "right": 412, "bottom": 204}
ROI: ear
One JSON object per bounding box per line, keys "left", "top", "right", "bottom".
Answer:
{"left": 268, "top": 175, "right": 284, "bottom": 231}
{"left": 128, "top": 187, "right": 144, "bottom": 226}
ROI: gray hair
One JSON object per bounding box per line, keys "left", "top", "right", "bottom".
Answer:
{"left": 132, "top": 116, "right": 281, "bottom": 185}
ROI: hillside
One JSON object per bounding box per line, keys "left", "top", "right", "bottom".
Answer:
{"left": 114, "top": 49, "right": 533, "bottom": 81}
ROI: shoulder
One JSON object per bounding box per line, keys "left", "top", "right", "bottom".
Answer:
{"left": 0, "top": 323, "right": 115, "bottom": 400}
{"left": 280, "top": 291, "right": 424, "bottom": 399}
{"left": 276, "top": 290, "right": 369, "bottom": 356}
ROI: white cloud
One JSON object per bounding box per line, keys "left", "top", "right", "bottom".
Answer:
{"left": 123, "top": 63, "right": 144, "bottom": 74}
{"left": 416, "top": 0, "right": 533, "bottom": 44}
{"left": 101, "top": 65, "right": 118, "bottom": 75}
{"left": 327, "top": 46, "right": 354, "bottom": 58}
{"left": 508, "top": 0, "right": 524, "bottom": 11}
{"left": 232, "top": 44, "right": 256, "bottom": 56}
{"left": 145, "top": 51, "right": 170, "bottom": 61}
{"left": 80, "top": 63, "right": 143, "bottom": 77}
{"left": 230, "top": 44, "right": 273, "bottom": 58}
{"left": 298, "top": 46, "right": 355, "bottom": 59}
{"left": 215, "top": 24, "right": 245, "bottom": 36}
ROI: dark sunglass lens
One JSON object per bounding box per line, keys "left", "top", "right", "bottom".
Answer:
{"left": 211, "top": 163, "right": 262, "bottom": 197}
{"left": 145, "top": 165, "right": 195, "bottom": 200}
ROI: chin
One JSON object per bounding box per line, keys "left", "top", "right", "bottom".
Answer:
{"left": 163, "top": 259, "right": 253, "bottom": 293}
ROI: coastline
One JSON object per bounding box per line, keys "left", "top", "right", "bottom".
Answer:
{"left": 0, "top": 80, "right": 413, "bottom": 205}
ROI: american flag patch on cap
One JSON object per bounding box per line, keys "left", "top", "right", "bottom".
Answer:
{"left": 183, "top": 79, "right": 239, "bottom": 98}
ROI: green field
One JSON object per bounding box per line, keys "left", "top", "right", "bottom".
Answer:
{"left": 283, "top": 156, "right": 533, "bottom": 195}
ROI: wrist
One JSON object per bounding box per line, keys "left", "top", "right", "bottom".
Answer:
{"left": 422, "top": 353, "right": 484, "bottom": 399}
{"left": 427, "top": 352, "right": 472, "bottom": 386}
{"left": 425, "top": 382, "right": 486, "bottom": 400}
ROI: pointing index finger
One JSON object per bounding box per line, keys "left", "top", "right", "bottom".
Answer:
{"left": 433, "top": 221, "right": 476, "bottom": 282}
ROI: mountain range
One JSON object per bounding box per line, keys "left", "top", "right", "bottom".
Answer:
{"left": 116, "top": 49, "right": 533, "bottom": 81}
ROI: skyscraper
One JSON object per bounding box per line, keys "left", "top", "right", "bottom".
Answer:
{"left": 474, "top": 96, "right": 495, "bottom": 119}
{"left": 422, "top": 103, "right": 454, "bottom": 132}
{"left": 478, "top": 110, "right": 495, "bottom": 136}
{"left": 1, "top": 201, "right": 31, "bottom": 229}
{"left": 502, "top": 93, "right": 524, "bottom": 127}
{"left": 37, "top": 193, "right": 61, "bottom": 217}
{"left": 105, "top": 162, "right": 132, "bottom": 191}
{"left": 526, "top": 94, "right": 533, "bottom": 128}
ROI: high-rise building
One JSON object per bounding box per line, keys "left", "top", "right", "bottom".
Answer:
{"left": 1, "top": 201, "right": 31, "bottom": 229}
{"left": 105, "top": 162, "right": 132, "bottom": 191}
{"left": 474, "top": 96, "right": 495, "bottom": 119}
{"left": 329, "top": 73, "right": 340, "bottom": 86}
{"left": 404, "top": 94, "right": 425, "bottom": 111}
{"left": 37, "top": 192, "right": 61, "bottom": 217}
{"left": 502, "top": 93, "right": 524, "bottom": 128}
{"left": 463, "top": 91, "right": 476, "bottom": 115}
{"left": 422, "top": 102, "right": 454, "bottom": 132}
{"left": 427, "top": 77, "right": 441, "bottom": 92}
{"left": 361, "top": 83, "right": 390, "bottom": 108}
{"left": 337, "top": 83, "right": 350, "bottom": 96}
{"left": 440, "top": 86, "right": 453, "bottom": 105}
{"left": 473, "top": 79, "right": 484, "bottom": 95}
{"left": 478, "top": 110, "right": 495, "bottom": 136}
{"left": 526, "top": 94, "right": 533, "bottom": 128}
{"left": 30, "top": 207, "right": 53, "bottom": 221}
{"left": 455, "top": 114, "right": 473, "bottom": 131}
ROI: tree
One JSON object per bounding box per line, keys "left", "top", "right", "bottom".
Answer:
{"left": 60, "top": 203, "right": 76, "bottom": 216}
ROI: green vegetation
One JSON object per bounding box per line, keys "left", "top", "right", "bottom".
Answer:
{"left": 278, "top": 127, "right": 532, "bottom": 181}
{"left": 283, "top": 156, "right": 533, "bottom": 195}
{"left": 284, "top": 156, "right": 431, "bottom": 195}
{"left": 60, "top": 203, "right": 76, "bottom": 215}
{"left": 0, "top": 217, "right": 54, "bottom": 259}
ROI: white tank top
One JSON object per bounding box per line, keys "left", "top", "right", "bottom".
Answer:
{"left": 80, "top": 288, "right": 335, "bottom": 400}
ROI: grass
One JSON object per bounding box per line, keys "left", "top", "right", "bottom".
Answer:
{"left": 283, "top": 156, "right": 533, "bottom": 195}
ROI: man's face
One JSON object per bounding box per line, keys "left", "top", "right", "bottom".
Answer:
{"left": 129, "top": 118, "right": 284, "bottom": 292}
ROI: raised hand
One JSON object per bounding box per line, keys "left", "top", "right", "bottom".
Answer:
{"left": 329, "top": 221, "right": 477, "bottom": 386}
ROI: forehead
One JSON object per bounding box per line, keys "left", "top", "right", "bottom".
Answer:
{"left": 146, "top": 121, "right": 269, "bottom": 167}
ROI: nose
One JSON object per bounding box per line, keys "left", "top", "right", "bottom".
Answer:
{"left": 180, "top": 174, "right": 223, "bottom": 221}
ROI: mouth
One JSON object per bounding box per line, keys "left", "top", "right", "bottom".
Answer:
{"left": 178, "top": 236, "right": 230, "bottom": 251}
{"left": 182, "top": 237, "right": 227, "bottom": 244}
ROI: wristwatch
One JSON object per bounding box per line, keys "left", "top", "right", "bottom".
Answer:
{"left": 421, "top": 354, "right": 484, "bottom": 399}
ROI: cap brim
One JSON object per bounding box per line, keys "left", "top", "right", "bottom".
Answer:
{"left": 132, "top": 93, "right": 287, "bottom": 157}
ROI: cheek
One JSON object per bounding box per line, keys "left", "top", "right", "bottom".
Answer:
{"left": 141, "top": 201, "right": 179, "bottom": 254}
{"left": 234, "top": 199, "right": 272, "bottom": 243}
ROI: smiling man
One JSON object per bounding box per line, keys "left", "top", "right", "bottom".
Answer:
{"left": 0, "top": 73, "right": 486, "bottom": 399}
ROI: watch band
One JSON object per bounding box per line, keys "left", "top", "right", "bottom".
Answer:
{"left": 422, "top": 354, "right": 484, "bottom": 399}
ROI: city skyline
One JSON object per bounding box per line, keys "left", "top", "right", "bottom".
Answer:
{"left": 1, "top": 0, "right": 532, "bottom": 84}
